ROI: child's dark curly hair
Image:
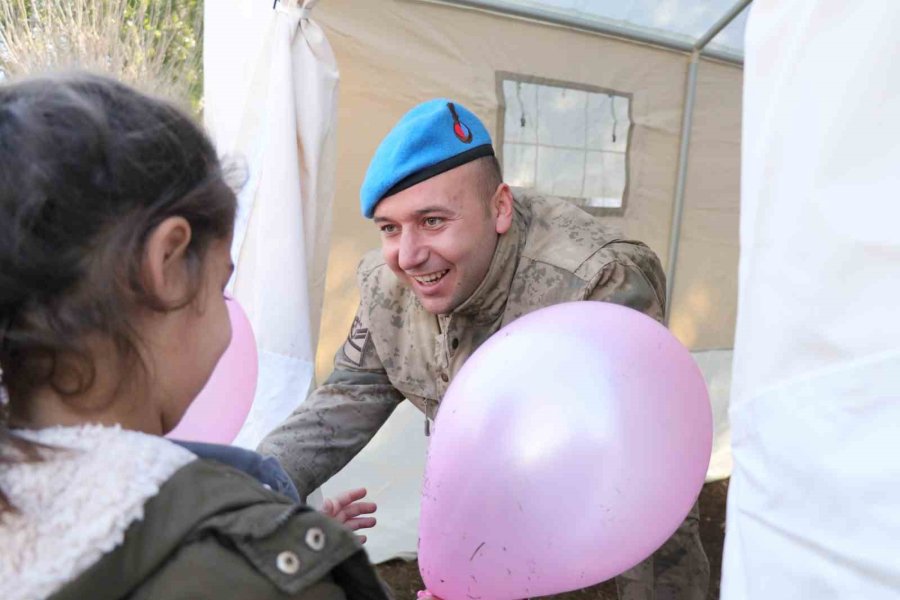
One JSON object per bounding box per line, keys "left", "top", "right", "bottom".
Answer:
{"left": 0, "top": 72, "right": 236, "bottom": 512}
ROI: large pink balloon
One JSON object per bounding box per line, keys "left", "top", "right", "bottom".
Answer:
{"left": 166, "top": 298, "right": 258, "bottom": 444}
{"left": 418, "top": 302, "right": 712, "bottom": 599}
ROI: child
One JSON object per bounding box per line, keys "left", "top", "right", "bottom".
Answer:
{"left": 0, "top": 72, "right": 388, "bottom": 600}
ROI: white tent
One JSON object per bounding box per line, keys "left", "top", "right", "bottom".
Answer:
{"left": 204, "top": 0, "right": 338, "bottom": 450}
{"left": 205, "top": 0, "right": 748, "bottom": 563}
{"left": 723, "top": 1, "right": 900, "bottom": 597}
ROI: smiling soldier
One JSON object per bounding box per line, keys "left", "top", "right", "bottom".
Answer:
{"left": 259, "top": 99, "right": 709, "bottom": 600}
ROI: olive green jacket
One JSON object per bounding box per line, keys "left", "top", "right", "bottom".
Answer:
{"left": 51, "top": 460, "right": 390, "bottom": 600}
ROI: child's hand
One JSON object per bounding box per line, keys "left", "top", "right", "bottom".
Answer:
{"left": 321, "top": 487, "right": 377, "bottom": 544}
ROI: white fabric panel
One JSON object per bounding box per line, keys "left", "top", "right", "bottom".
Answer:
{"left": 204, "top": 0, "right": 339, "bottom": 449}
{"left": 692, "top": 350, "right": 733, "bottom": 482}
{"left": 234, "top": 349, "right": 315, "bottom": 448}
{"left": 723, "top": 2, "right": 900, "bottom": 598}
{"left": 203, "top": 1, "right": 272, "bottom": 161}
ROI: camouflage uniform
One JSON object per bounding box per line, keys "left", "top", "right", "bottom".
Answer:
{"left": 260, "top": 190, "right": 709, "bottom": 599}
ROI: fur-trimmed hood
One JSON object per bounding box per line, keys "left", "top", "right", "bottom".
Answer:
{"left": 0, "top": 425, "right": 195, "bottom": 600}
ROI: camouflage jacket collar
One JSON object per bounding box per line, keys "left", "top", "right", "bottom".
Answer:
{"left": 449, "top": 198, "right": 528, "bottom": 324}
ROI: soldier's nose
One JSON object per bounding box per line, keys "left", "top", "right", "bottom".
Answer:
{"left": 397, "top": 233, "right": 428, "bottom": 270}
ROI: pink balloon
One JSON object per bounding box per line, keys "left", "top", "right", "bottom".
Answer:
{"left": 166, "top": 298, "right": 258, "bottom": 444}
{"left": 418, "top": 302, "right": 712, "bottom": 599}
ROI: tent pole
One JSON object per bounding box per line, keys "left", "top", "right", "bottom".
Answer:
{"left": 696, "top": 0, "right": 754, "bottom": 51}
{"left": 664, "top": 0, "right": 752, "bottom": 325}
{"left": 665, "top": 50, "right": 700, "bottom": 324}
{"left": 425, "top": 0, "right": 748, "bottom": 65}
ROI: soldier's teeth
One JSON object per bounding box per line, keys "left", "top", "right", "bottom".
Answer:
{"left": 414, "top": 270, "right": 448, "bottom": 284}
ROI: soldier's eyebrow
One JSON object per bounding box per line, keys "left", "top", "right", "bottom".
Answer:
{"left": 412, "top": 206, "right": 455, "bottom": 216}
{"left": 373, "top": 206, "right": 456, "bottom": 224}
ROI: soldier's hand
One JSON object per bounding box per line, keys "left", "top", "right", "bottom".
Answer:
{"left": 322, "top": 487, "right": 377, "bottom": 544}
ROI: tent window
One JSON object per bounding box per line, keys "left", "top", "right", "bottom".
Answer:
{"left": 498, "top": 75, "right": 631, "bottom": 214}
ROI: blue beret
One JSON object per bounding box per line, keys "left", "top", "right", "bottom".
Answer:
{"left": 360, "top": 99, "right": 494, "bottom": 218}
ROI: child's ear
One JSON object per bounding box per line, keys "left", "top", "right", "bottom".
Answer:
{"left": 142, "top": 217, "right": 193, "bottom": 304}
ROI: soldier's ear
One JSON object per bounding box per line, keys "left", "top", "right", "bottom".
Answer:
{"left": 493, "top": 184, "right": 514, "bottom": 235}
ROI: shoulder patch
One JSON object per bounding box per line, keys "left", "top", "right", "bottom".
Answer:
{"left": 341, "top": 316, "right": 371, "bottom": 367}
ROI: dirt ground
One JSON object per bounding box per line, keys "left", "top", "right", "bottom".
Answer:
{"left": 377, "top": 479, "right": 729, "bottom": 600}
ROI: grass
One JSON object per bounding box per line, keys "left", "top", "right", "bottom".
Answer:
{"left": 0, "top": 0, "right": 202, "bottom": 112}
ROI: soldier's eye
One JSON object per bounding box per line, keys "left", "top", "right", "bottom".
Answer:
{"left": 380, "top": 224, "right": 398, "bottom": 234}
{"left": 423, "top": 217, "right": 444, "bottom": 228}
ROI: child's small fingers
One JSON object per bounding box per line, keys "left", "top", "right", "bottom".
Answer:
{"left": 341, "top": 501, "right": 377, "bottom": 518}
{"left": 334, "top": 487, "right": 367, "bottom": 507}
{"left": 322, "top": 498, "right": 335, "bottom": 516}
{"left": 344, "top": 516, "right": 377, "bottom": 531}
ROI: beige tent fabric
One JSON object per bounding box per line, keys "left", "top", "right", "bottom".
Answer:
{"left": 313, "top": 0, "right": 743, "bottom": 384}
{"left": 669, "top": 60, "right": 743, "bottom": 351}
{"left": 307, "top": 1, "right": 742, "bottom": 563}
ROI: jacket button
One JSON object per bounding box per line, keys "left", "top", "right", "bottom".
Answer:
{"left": 276, "top": 551, "right": 300, "bottom": 574}
{"left": 440, "top": 373, "right": 449, "bottom": 382}
{"left": 451, "top": 338, "right": 459, "bottom": 350}
{"left": 305, "top": 527, "right": 326, "bottom": 551}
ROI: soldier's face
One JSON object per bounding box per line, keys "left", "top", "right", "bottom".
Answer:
{"left": 373, "top": 161, "right": 513, "bottom": 314}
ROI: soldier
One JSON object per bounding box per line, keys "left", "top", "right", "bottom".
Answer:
{"left": 259, "top": 99, "right": 709, "bottom": 599}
